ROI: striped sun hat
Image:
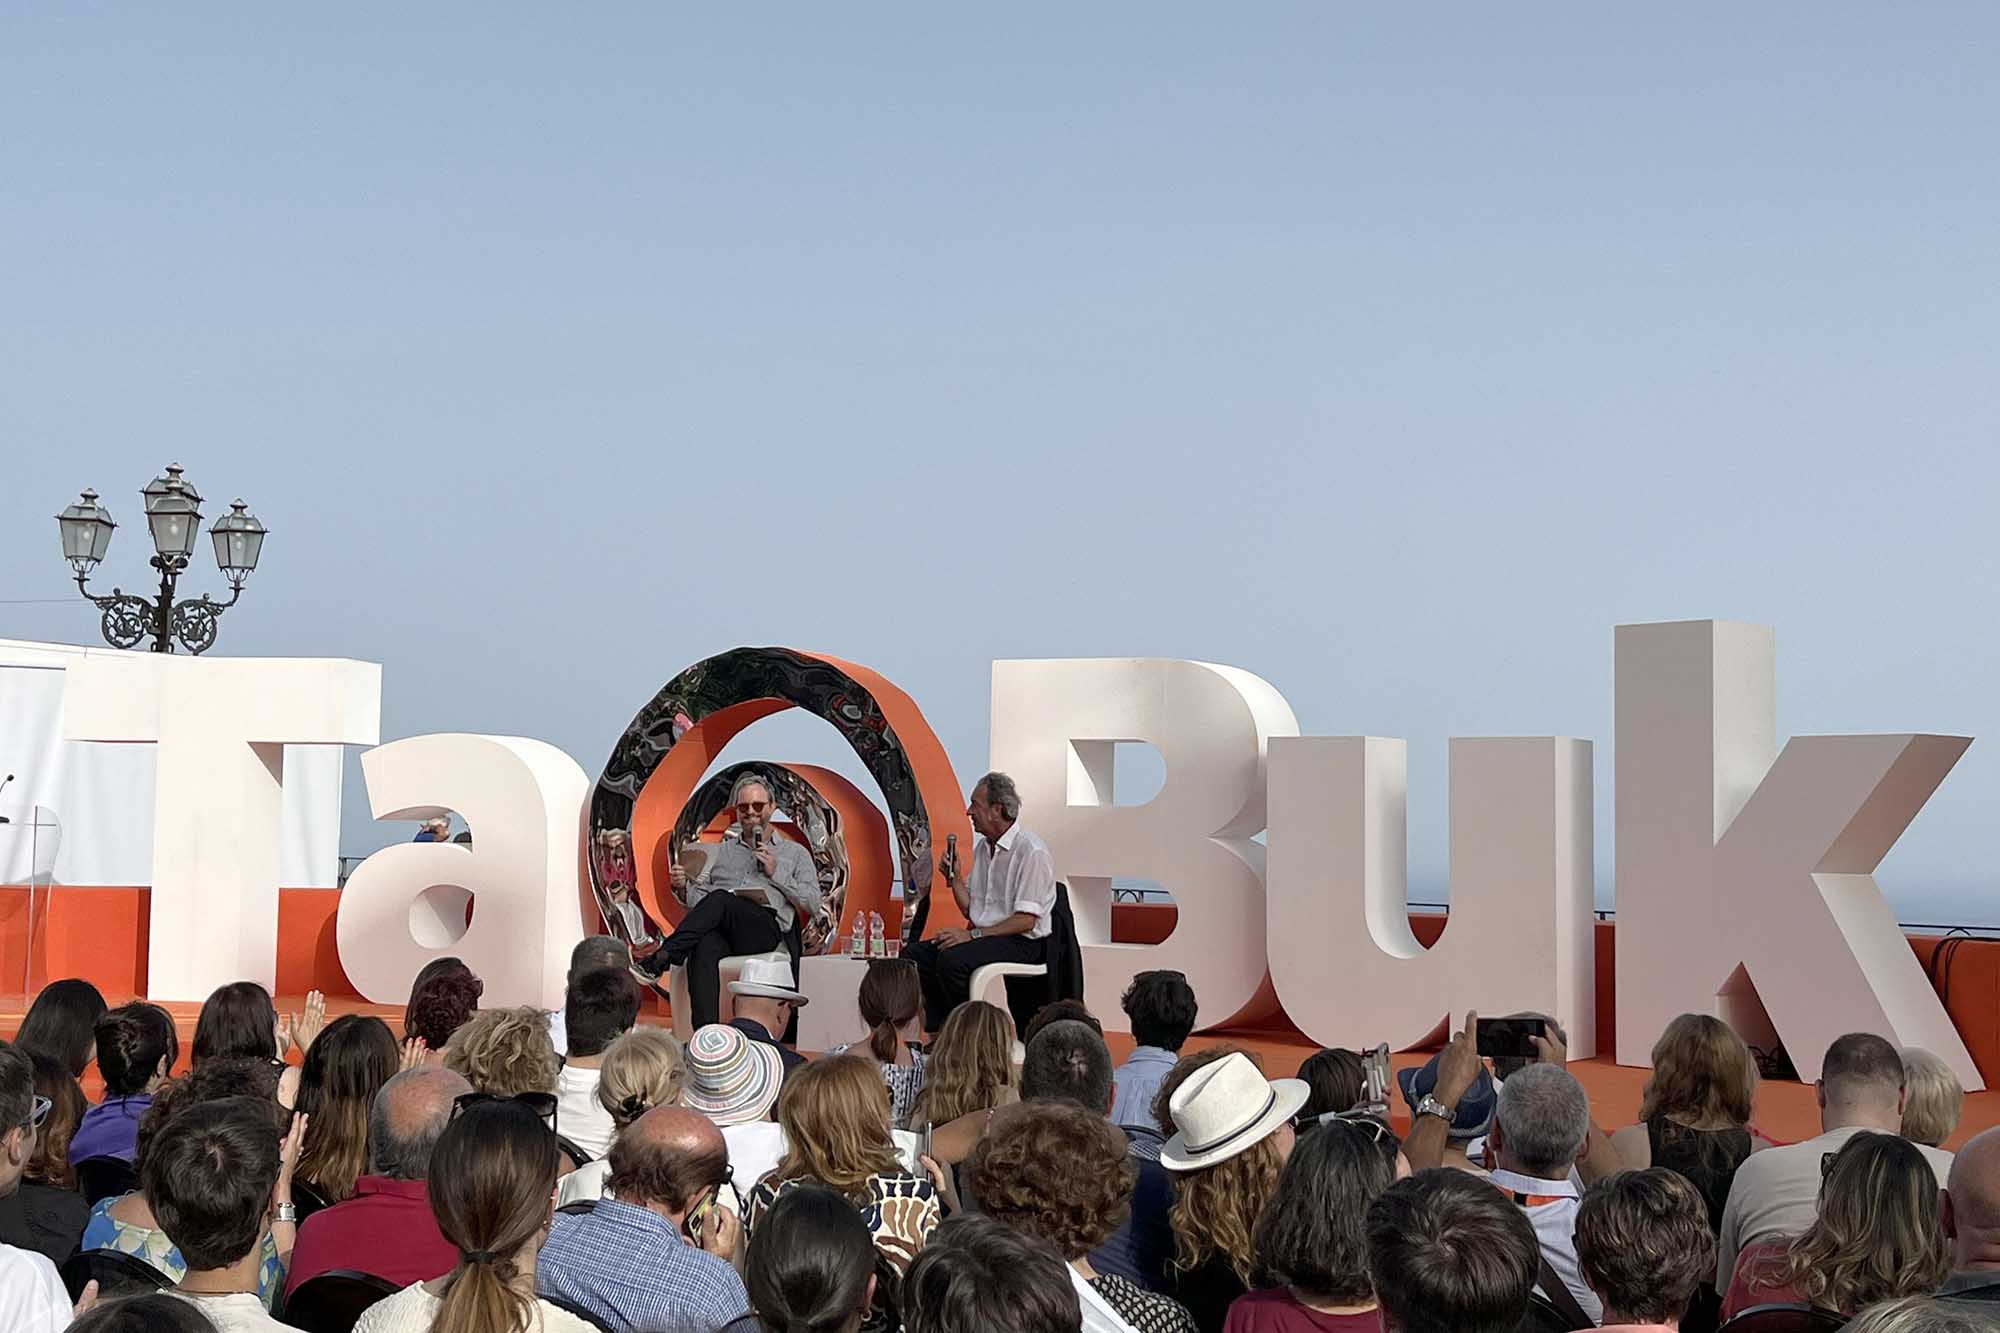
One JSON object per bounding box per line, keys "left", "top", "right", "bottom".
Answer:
{"left": 682, "top": 1024, "right": 785, "bottom": 1126}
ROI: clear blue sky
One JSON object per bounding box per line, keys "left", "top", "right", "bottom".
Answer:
{"left": 4, "top": 6, "right": 1995, "bottom": 919}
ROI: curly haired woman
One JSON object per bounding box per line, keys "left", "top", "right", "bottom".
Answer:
{"left": 1158, "top": 1051, "right": 1307, "bottom": 1333}
{"left": 969, "top": 1099, "right": 1198, "bottom": 1333}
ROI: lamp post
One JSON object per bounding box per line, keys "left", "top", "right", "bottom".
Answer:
{"left": 55, "top": 464, "right": 268, "bottom": 654}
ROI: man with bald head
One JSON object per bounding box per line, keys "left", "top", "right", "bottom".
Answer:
{"left": 538, "top": 1105, "right": 751, "bottom": 1332}
{"left": 284, "top": 1065, "right": 471, "bottom": 1295}
{"left": 1941, "top": 1127, "right": 2000, "bottom": 1300}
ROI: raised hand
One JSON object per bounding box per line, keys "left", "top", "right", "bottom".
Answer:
{"left": 399, "top": 1036, "right": 429, "bottom": 1071}
{"left": 288, "top": 990, "right": 328, "bottom": 1054}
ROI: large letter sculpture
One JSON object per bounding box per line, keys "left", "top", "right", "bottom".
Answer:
{"left": 336, "top": 734, "right": 591, "bottom": 1010}
{"left": 988, "top": 659, "right": 1297, "bottom": 1031}
{"left": 1616, "top": 620, "right": 1980, "bottom": 1087}
{"left": 62, "top": 653, "right": 381, "bottom": 1000}
{"left": 1267, "top": 736, "right": 1596, "bottom": 1054}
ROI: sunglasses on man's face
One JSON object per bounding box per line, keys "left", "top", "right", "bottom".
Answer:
{"left": 736, "top": 800, "right": 769, "bottom": 815}
{"left": 451, "top": 1091, "right": 560, "bottom": 1137}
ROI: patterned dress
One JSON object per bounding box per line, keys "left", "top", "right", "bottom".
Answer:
{"left": 82, "top": 1193, "right": 287, "bottom": 1310}
{"left": 748, "top": 1172, "right": 942, "bottom": 1333}
{"left": 1094, "top": 1273, "right": 1200, "bottom": 1333}
{"left": 745, "top": 1171, "right": 942, "bottom": 1275}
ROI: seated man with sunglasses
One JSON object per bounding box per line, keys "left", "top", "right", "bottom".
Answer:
{"left": 640, "top": 772, "right": 821, "bottom": 1032}
{"left": 0, "top": 1043, "right": 84, "bottom": 1267}
{"left": 538, "top": 1105, "right": 751, "bottom": 1333}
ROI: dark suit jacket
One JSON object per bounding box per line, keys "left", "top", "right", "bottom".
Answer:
{"left": 730, "top": 1017, "right": 806, "bottom": 1078}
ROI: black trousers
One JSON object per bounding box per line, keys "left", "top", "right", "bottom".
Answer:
{"left": 658, "top": 891, "right": 786, "bottom": 1031}
{"left": 904, "top": 932, "right": 1045, "bottom": 1033}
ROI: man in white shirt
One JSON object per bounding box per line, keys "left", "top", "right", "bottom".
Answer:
{"left": 0, "top": 1241, "right": 70, "bottom": 1333}
{"left": 556, "top": 965, "right": 641, "bottom": 1159}
{"left": 1716, "top": 1031, "right": 1957, "bottom": 1289}
{"left": 904, "top": 772, "right": 1059, "bottom": 1034}
{"left": 1486, "top": 1063, "right": 1603, "bottom": 1324}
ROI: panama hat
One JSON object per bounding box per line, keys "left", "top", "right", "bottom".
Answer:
{"left": 1160, "top": 1052, "right": 1310, "bottom": 1171}
{"left": 728, "top": 956, "right": 809, "bottom": 1006}
{"left": 681, "top": 1024, "right": 785, "bottom": 1126}
{"left": 1395, "top": 1053, "right": 1496, "bottom": 1140}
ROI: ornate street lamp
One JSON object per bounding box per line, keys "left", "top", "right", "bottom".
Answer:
{"left": 55, "top": 465, "right": 269, "bottom": 654}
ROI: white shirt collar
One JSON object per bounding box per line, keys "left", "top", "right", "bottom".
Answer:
{"left": 992, "top": 822, "right": 1021, "bottom": 852}
{"left": 1487, "top": 1166, "right": 1580, "bottom": 1199}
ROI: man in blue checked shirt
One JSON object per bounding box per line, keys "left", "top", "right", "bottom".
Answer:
{"left": 537, "top": 1106, "right": 751, "bottom": 1333}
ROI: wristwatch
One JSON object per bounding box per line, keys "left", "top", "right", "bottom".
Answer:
{"left": 969, "top": 927, "right": 984, "bottom": 941}
{"left": 1413, "top": 1094, "right": 1455, "bottom": 1123}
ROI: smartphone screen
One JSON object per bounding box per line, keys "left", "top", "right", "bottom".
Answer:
{"left": 1475, "top": 1016, "right": 1547, "bottom": 1060}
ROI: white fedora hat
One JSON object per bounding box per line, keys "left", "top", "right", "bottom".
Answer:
{"left": 727, "top": 956, "right": 809, "bottom": 1006}
{"left": 1159, "top": 1051, "right": 1309, "bottom": 1172}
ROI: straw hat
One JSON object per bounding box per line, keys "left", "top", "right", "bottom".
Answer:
{"left": 1160, "top": 1052, "right": 1309, "bottom": 1171}
{"left": 681, "top": 1024, "right": 784, "bottom": 1126}
{"left": 728, "top": 957, "right": 809, "bottom": 1006}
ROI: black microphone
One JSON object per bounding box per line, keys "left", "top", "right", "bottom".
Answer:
{"left": 0, "top": 773, "right": 13, "bottom": 825}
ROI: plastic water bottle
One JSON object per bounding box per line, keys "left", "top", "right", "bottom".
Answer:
{"left": 848, "top": 922, "right": 865, "bottom": 957}
{"left": 868, "top": 911, "right": 886, "bottom": 958}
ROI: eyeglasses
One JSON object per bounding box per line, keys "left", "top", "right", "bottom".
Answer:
{"left": 21, "top": 1096, "right": 50, "bottom": 1132}
{"left": 736, "top": 800, "right": 769, "bottom": 814}
{"left": 451, "top": 1091, "right": 560, "bottom": 1137}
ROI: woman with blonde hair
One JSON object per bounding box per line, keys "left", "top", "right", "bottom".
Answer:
{"left": 442, "top": 1007, "right": 560, "bottom": 1098}
{"left": 1159, "top": 1050, "right": 1307, "bottom": 1333}
{"left": 1610, "top": 1013, "right": 1762, "bottom": 1232}
{"left": 746, "top": 1055, "right": 942, "bottom": 1280}
{"left": 905, "top": 1000, "right": 1014, "bottom": 1132}
{"left": 830, "top": 959, "right": 928, "bottom": 1127}
{"left": 353, "top": 1098, "right": 595, "bottom": 1333}
{"left": 555, "top": 1027, "right": 686, "bottom": 1207}
{"left": 1900, "top": 1047, "right": 1965, "bottom": 1148}
{"left": 1721, "top": 1131, "right": 1952, "bottom": 1319}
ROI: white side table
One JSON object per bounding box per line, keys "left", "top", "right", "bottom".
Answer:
{"left": 798, "top": 954, "right": 874, "bottom": 1054}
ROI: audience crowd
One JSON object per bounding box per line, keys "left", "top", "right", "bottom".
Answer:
{"left": 5, "top": 945, "right": 1998, "bottom": 1333}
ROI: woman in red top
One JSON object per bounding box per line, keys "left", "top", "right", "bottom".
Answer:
{"left": 1721, "top": 1132, "right": 1950, "bottom": 1319}
{"left": 1224, "top": 1116, "right": 1406, "bottom": 1333}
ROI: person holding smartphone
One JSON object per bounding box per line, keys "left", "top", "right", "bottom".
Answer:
{"left": 640, "top": 772, "right": 822, "bottom": 1031}
{"left": 904, "top": 772, "right": 1058, "bottom": 1034}
{"left": 535, "top": 1105, "right": 751, "bottom": 1331}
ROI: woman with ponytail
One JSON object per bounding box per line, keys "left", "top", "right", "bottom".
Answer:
{"left": 353, "top": 1098, "right": 596, "bottom": 1333}
{"left": 743, "top": 1184, "right": 878, "bottom": 1333}
{"left": 830, "top": 960, "right": 927, "bottom": 1127}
